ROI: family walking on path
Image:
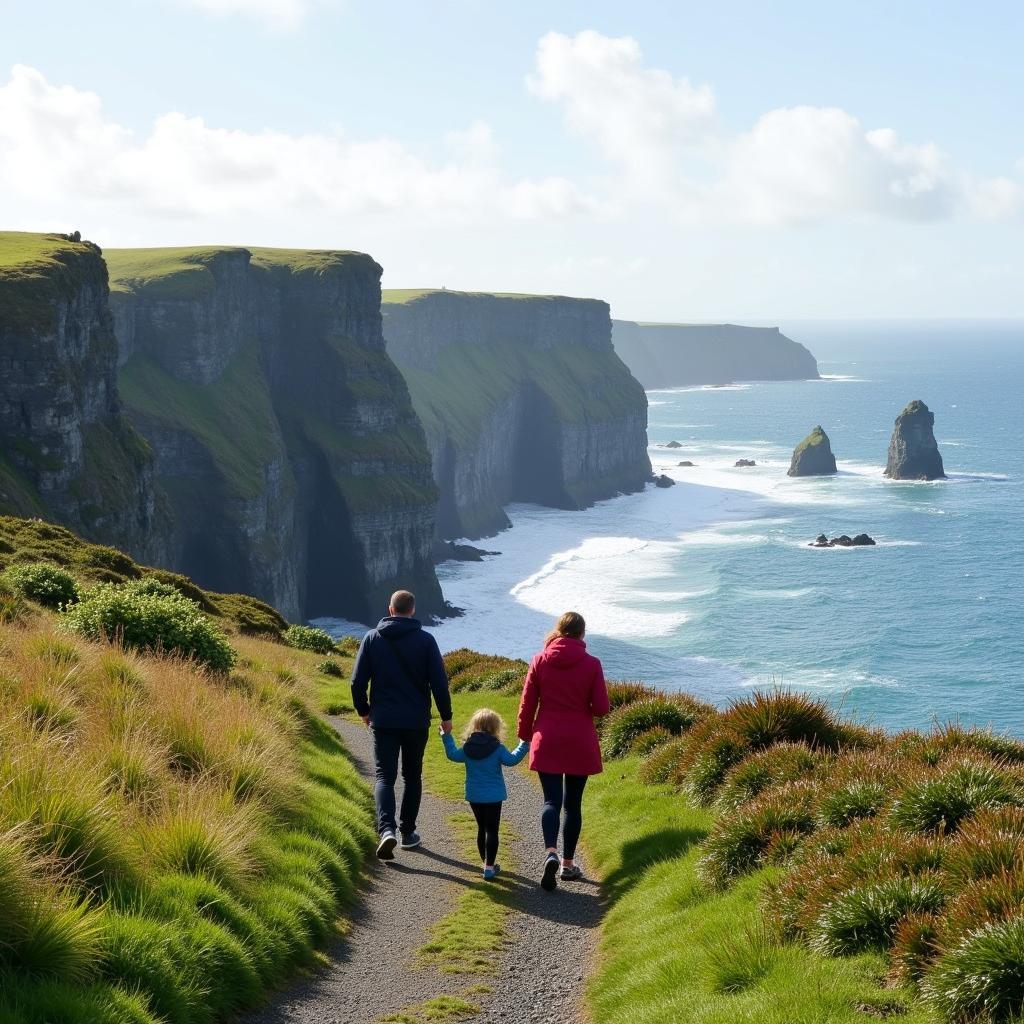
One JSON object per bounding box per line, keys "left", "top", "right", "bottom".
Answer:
{"left": 351, "top": 591, "right": 610, "bottom": 888}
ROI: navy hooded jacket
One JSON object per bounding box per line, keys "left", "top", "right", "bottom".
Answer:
{"left": 350, "top": 616, "right": 453, "bottom": 729}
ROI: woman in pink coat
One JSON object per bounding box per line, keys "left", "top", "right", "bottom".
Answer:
{"left": 517, "top": 611, "right": 610, "bottom": 891}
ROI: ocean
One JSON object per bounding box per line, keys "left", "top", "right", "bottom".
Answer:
{"left": 320, "top": 324, "right": 1024, "bottom": 735}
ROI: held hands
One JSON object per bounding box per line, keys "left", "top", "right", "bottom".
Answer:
{"left": 439, "top": 720, "right": 453, "bottom": 736}
{"left": 361, "top": 715, "right": 370, "bottom": 727}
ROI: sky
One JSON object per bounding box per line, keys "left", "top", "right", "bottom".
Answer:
{"left": 2, "top": 0, "right": 1022, "bottom": 320}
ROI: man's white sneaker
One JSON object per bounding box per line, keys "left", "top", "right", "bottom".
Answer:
{"left": 376, "top": 831, "right": 397, "bottom": 860}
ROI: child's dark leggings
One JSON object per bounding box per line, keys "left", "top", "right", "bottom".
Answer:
{"left": 539, "top": 772, "right": 588, "bottom": 860}
{"left": 469, "top": 801, "right": 502, "bottom": 865}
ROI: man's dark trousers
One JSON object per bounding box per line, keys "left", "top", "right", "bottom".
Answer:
{"left": 372, "top": 726, "right": 430, "bottom": 837}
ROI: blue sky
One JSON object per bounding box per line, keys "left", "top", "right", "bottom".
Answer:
{"left": 2, "top": 0, "right": 1022, "bottom": 319}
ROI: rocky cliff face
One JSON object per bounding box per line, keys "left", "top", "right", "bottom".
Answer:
{"left": 788, "top": 426, "right": 837, "bottom": 477}
{"left": 612, "top": 321, "right": 820, "bottom": 388}
{"left": 107, "top": 246, "right": 443, "bottom": 621}
{"left": 885, "top": 400, "right": 945, "bottom": 481}
{"left": 382, "top": 290, "right": 651, "bottom": 539}
{"left": 0, "top": 232, "right": 164, "bottom": 561}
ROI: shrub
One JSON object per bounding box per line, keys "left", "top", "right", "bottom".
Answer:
{"left": 336, "top": 635, "right": 360, "bottom": 656}
{"left": 698, "top": 782, "right": 818, "bottom": 888}
{"left": 723, "top": 690, "right": 843, "bottom": 752}
{"left": 669, "top": 717, "right": 745, "bottom": 804}
{"left": 630, "top": 727, "right": 673, "bottom": 756}
{"left": 63, "top": 582, "right": 236, "bottom": 672}
{"left": 945, "top": 806, "right": 1024, "bottom": 883}
{"left": 926, "top": 916, "right": 1024, "bottom": 1023}
{"left": 810, "top": 874, "right": 947, "bottom": 955}
{"left": 3, "top": 563, "right": 78, "bottom": 609}
{"left": 443, "top": 649, "right": 529, "bottom": 692}
{"left": 889, "top": 758, "right": 1021, "bottom": 834}
{"left": 717, "top": 743, "right": 820, "bottom": 811}
{"left": 4, "top": 897, "right": 103, "bottom": 982}
{"left": 639, "top": 736, "right": 690, "bottom": 786}
{"left": 283, "top": 625, "right": 336, "bottom": 655}
{"left": 604, "top": 697, "right": 705, "bottom": 759}
{"left": 606, "top": 681, "right": 659, "bottom": 711}
{"left": 941, "top": 873, "right": 1024, "bottom": 942}
{"left": 317, "top": 659, "right": 344, "bottom": 678}
{"left": 818, "top": 778, "right": 892, "bottom": 828}
{"left": 890, "top": 912, "right": 941, "bottom": 984}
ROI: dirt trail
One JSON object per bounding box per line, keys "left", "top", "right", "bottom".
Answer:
{"left": 247, "top": 718, "right": 603, "bottom": 1024}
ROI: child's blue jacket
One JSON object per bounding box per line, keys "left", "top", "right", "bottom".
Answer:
{"left": 442, "top": 731, "right": 529, "bottom": 803}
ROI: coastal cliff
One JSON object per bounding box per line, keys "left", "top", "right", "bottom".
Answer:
{"left": 612, "top": 320, "right": 820, "bottom": 388}
{"left": 382, "top": 289, "right": 651, "bottom": 539}
{"left": 104, "top": 245, "right": 444, "bottom": 622}
{"left": 0, "top": 232, "right": 164, "bottom": 561}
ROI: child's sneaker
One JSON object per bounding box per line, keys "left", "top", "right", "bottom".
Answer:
{"left": 483, "top": 864, "right": 500, "bottom": 880}
{"left": 541, "top": 852, "right": 560, "bottom": 891}
{"left": 559, "top": 863, "right": 583, "bottom": 881}
{"left": 376, "top": 831, "right": 397, "bottom": 860}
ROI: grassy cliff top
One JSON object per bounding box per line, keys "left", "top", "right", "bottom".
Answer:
{"left": 105, "top": 245, "right": 378, "bottom": 300}
{"left": 0, "top": 514, "right": 288, "bottom": 638}
{"left": 0, "top": 231, "right": 106, "bottom": 332}
{"left": 382, "top": 287, "right": 596, "bottom": 305}
{"left": 0, "top": 230, "right": 91, "bottom": 272}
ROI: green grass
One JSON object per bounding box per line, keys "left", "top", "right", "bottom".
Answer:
{"left": 105, "top": 245, "right": 378, "bottom": 300}
{"left": 0, "top": 231, "right": 106, "bottom": 334}
{"left": 582, "top": 758, "right": 938, "bottom": 1024}
{"left": 398, "top": 341, "right": 643, "bottom": 451}
{"left": 380, "top": 993, "right": 481, "bottom": 1023}
{"left": 381, "top": 288, "right": 579, "bottom": 304}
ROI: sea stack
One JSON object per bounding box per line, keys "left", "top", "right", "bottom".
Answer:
{"left": 788, "top": 426, "right": 837, "bottom": 477}
{"left": 885, "top": 400, "right": 946, "bottom": 480}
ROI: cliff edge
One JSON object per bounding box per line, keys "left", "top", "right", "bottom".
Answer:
{"left": 105, "top": 245, "right": 444, "bottom": 621}
{"left": 0, "top": 232, "right": 164, "bottom": 562}
{"left": 612, "top": 321, "right": 820, "bottom": 388}
{"left": 382, "top": 289, "right": 651, "bottom": 539}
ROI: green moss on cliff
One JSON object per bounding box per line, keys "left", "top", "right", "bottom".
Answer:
{"left": 119, "top": 345, "right": 282, "bottom": 498}
{"left": 0, "top": 457, "right": 45, "bottom": 518}
{"left": 382, "top": 287, "right": 579, "bottom": 305}
{"left": 402, "top": 343, "right": 643, "bottom": 450}
{"left": 793, "top": 426, "right": 828, "bottom": 454}
{"left": 0, "top": 231, "right": 105, "bottom": 333}
{"left": 0, "top": 515, "right": 287, "bottom": 636}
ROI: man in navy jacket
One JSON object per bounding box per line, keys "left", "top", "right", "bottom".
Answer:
{"left": 351, "top": 589, "right": 453, "bottom": 859}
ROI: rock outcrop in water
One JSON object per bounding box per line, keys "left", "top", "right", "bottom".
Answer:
{"left": 382, "top": 289, "right": 651, "bottom": 540}
{"left": 611, "top": 321, "right": 820, "bottom": 388}
{"left": 810, "top": 533, "right": 876, "bottom": 547}
{"left": 0, "top": 232, "right": 164, "bottom": 562}
{"left": 105, "top": 246, "right": 444, "bottom": 622}
{"left": 788, "top": 426, "right": 838, "bottom": 477}
{"left": 884, "top": 400, "right": 946, "bottom": 481}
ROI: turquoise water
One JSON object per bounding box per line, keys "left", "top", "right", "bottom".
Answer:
{"left": 639, "top": 345, "right": 1024, "bottom": 733}
{"left": 322, "top": 327, "right": 1024, "bottom": 736}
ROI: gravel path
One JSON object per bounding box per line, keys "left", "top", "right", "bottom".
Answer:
{"left": 247, "top": 718, "right": 603, "bottom": 1024}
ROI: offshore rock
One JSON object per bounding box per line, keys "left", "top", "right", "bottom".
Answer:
{"left": 735, "top": 459, "right": 756, "bottom": 468}
{"left": 654, "top": 474, "right": 675, "bottom": 488}
{"left": 885, "top": 400, "right": 945, "bottom": 480}
{"left": 788, "top": 425, "right": 838, "bottom": 477}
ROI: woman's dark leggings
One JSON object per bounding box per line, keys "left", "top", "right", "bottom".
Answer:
{"left": 469, "top": 801, "right": 502, "bottom": 865}
{"left": 538, "top": 772, "right": 588, "bottom": 860}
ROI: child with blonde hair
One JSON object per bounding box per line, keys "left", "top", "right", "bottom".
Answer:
{"left": 441, "top": 708, "right": 529, "bottom": 879}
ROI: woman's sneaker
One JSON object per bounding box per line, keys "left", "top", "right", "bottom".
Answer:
{"left": 559, "top": 864, "right": 583, "bottom": 881}
{"left": 376, "top": 831, "right": 397, "bottom": 860}
{"left": 541, "top": 853, "right": 560, "bottom": 891}
{"left": 483, "top": 864, "right": 500, "bottom": 881}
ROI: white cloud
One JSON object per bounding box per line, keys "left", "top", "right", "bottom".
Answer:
{"left": 528, "top": 29, "right": 714, "bottom": 195}
{"left": 167, "top": 0, "right": 330, "bottom": 30}
{"left": 529, "top": 30, "right": 1020, "bottom": 227}
{"left": 0, "top": 65, "right": 594, "bottom": 232}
